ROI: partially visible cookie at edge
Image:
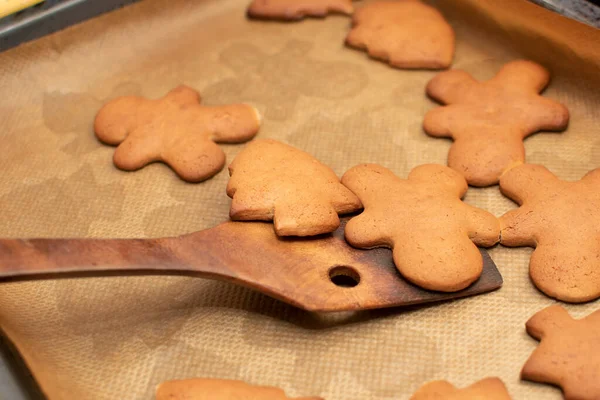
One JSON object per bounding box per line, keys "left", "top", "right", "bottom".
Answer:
{"left": 247, "top": 0, "right": 354, "bottom": 21}
{"left": 410, "top": 377, "right": 512, "bottom": 399}
{"left": 499, "top": 164, "right": 600, "bottom": 302}
{"left": 345, "top": 0, "right": 455, "bottom": 69}
{"left": 156, "top": 378, "right": 323, "bottom": 400}
{"left": 227, "top": 139, "right": 362, "bottom": 237}
{"left": 521, "top": 305, "right": 600, "bottom": 400}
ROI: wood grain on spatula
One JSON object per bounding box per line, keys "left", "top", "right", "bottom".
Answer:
{"left": 0, "top": 218, "right": 502, "bottom": 312}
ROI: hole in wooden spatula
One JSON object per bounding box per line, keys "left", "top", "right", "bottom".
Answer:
{"left": 329, "top": 266, "right": 360, "bottom": 288}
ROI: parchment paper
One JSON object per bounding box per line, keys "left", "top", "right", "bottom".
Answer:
{"left": 0, "top": 0, "right": 599, "bottom": 398}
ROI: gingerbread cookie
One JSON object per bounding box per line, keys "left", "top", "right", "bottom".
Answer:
{"left": 247, "top": 0, "right": 353, "bottom": 20}
{"left": 156, "top": 378, "right": 323, "bottom": 400}
{"left": 227, "top": 139, "right": 362, "bottom": 236}
{"left": 522, "top": 305, "right": 600, "bottom": 400}
{"left": 499, "top": 164, "right": 600, "bottom": 302}
{"left": 411, "top": 377, "right": 512, "bottom": 399}
{"left": 345, "top": 0, "right": 454, "bottom": 69}
{"left": 341, "top": 164, "right": 499, "bottom": 292}
{"left": 424, "top": 60, "right": 569, "bottom": 187}
{"left": 94, "top": 85, "right": 261, "bottom": 182}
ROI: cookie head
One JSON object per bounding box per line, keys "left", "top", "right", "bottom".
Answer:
{"left": 424, "top": 60, "right": 569, "bottom": 187}
{"left": 522, "top": 305, "right": 600, "bottom": 400}
{"left": 410, "top": 377, "right": 512, "bottom": 399}
{"left": 346, "top": 0, "right": 455, "bottom": 69}
{"left": 247, "top": 0, "right": 354, "bottom": 20}
{"left": 341, "top": 163, "right": 499, "bottom": 292}
{"left": 499, "top": 164, "right": 600, "bottom": 302}
{"left": 94, "top": 85, "right": 261, "bottom": 182}
{"left": 227, "top": 139, "right": 362, "bottom": 237}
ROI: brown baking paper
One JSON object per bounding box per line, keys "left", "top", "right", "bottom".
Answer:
{"left": 0, "top": 0, "right": 599, "bottom": 399}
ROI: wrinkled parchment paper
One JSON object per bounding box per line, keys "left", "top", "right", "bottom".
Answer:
{"left": 0, "top": 0, "right": 599, "bottom": 398}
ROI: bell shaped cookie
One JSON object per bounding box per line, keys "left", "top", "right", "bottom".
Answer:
{"left": 500, "top": 164, "right": 600, "bottom": 302}
{"left": 424, "top": 60, "right": 569, "bottom": 186}
{"left": 95, "top": 85, "right": 260, "bottom": 182}
{"left": 522, "top": 305, "right": 600, "bottom": 400}
{"left": 227, "top": 139, "right": 362, "bottom": 237}
{"left": 342, "top": 164, "right": 499, "bottom": 292}
{"left": 346, "top": 0, "right": 455, "bottom": 69}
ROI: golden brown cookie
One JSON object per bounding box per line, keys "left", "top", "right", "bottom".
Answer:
{"left": 345, "top": 0, "right": 454, "bottom": 69}
{"left": 247, "top": 0, "right": 353, "bottom": 20}
{"left": 424, "top": 60, "right": 569, "bottom": 187}
{"left": 341, "top": 163, "right": 500, "bottom": 292}
{"left": 411, "top": 377, "right": 512, "bottom": 399}
{"left": 94, "top": 85, "right": 261, "bottom": 182}
{"left": 156, "top": 378, "right": 323, "bottom": 400}
{"left": 227, "top": 139, "right": 362, "bottom": 237}
{"left": 499, "top": 164, "right": 600, "bottom": 302}
{"left": 522, "top": 305, "right": 600, "bottom": 400}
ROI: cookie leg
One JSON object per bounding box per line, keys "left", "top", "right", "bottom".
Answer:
{"left": 529, "top": 241, "right": 600, "bottom": 303}
{"left": 447, "top": 133, "right": 525, "bottom": 187}
{"left": 394, "top": 235, "right": 483, "bottom": 292}
{"left": 163, "top": 137, "right": 226, "bottom": 183}
{"left": 113, "top": 127, "right": 161, "bottom": 172}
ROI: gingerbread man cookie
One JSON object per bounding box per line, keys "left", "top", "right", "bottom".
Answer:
{"left": 156, "top": 378, "right": 323, "bottom": 400}
{"left": 247, "top": 0, "right": 353, "bottom": 20}
{"left": 522, "top": 305, "right": 600, "bottom": 400}
{"left": 341, "top": 164, "right": 499, "bottom": 292}
{"left": 424, "top": 60, "right": 569, "bottom": 187}
{"left": 411, "top": 377, "right": 512, "bottom": 399}
{"left": 499, "top": 164, "right": 600, "bottom": 302}
{"left": 227, "top": 139, "right": 362, "bottom": 237}
{"left": 345, "top": 0, "right": 455, "bottom": 69}
{"left": 94, "top": 85, "right": 261, "bottom": 182}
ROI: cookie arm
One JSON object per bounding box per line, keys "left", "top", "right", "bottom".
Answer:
{"left": 525, "top": 305, "right": 573, "bottom": 340}
{"left": 422, "top": 106, "right": 454, "bottom": 138}
{"left": 498, "top": 207, "right": 538, "bottom": 247}
{"left": 464, "top": 205, "right": 500, "bottom": 247}
{"left": 426, "top": 69, "right": 477, "bottom": 104}
{"left": 94, "top": 96, "right": 145, "bottom": 145}
{"left": 523, "top": 98, "right": 569, "bottom": 136}
{"left": 499, "top": 164, "right": 559, "bottom": 205}
{"left": 202, "top": 104, "right": 261, "bottom": 144}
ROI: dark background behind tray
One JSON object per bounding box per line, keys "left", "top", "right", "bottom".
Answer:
{"left": 0, "top": 0, "right": 141, "bottom": 52}
{"left": 0, "top": 0, "right": 598, "bottom": 53}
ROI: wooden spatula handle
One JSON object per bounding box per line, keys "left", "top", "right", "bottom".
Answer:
{"left": 0, "top": 237, "right": 178, "bottom": 278}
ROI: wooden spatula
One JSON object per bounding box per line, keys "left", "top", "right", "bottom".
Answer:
{"left": 0, "top": 218, "right": 502, "bottom": 312}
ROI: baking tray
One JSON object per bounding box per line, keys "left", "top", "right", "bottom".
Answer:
{"left": 0, "top": 0, "right": 599, "bottom": 399}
